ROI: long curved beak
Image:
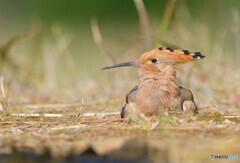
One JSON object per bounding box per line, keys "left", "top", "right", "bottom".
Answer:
{"left": 102, "top": 61, "right": 140, "bottom": 70}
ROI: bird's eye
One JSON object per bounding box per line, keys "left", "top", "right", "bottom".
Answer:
{"left": 151, "top": 58, "right": 157, "bottom": 63}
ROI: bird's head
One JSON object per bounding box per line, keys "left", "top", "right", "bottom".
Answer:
{"left": 102, "top": 47, "right": 205, "bottom": 72}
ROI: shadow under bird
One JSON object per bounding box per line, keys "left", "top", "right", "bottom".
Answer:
{"left": 102, "top": 47, "right": 205, "bottom": 119}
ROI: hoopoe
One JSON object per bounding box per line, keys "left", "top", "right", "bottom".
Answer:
{"left": 102, "top": 47, "right": 205, "bottom": 118}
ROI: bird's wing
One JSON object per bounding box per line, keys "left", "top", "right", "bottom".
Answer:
{"left": 179, "top": 86, "right": 198, "bottom": 114}
{"left": 120, "top": 86, "right": 138, "bottom": 118}
{"left": 126, "top": 86, "right": 138, "bottom": 103}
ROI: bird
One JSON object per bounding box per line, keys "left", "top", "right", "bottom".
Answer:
{"left": 102, "top": 47, "right": 205, "bottom": 118}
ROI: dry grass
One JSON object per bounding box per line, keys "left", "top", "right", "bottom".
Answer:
{"left": 0, "top": 99, "right": 240, "bottom": 162}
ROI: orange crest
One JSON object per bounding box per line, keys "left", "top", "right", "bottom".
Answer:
{"left": 139, "top": 47, "right": 205, "bottom": 65}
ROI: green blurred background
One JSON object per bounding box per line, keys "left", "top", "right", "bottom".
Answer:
{"left": 0, "top": 0, "right": 239, "bottom": 105}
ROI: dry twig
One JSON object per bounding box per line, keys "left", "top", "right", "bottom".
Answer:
{"left": 134, "top": 0, "right": 152, "bottom": 49}
{"left": 10, "top": 113, "right": 63, "bottom": 117}
{"left": 81, "top": 112, "right": 120, "bottom": 118}
{"left": 91, "top": 18, "right": 115, "bottom": 65}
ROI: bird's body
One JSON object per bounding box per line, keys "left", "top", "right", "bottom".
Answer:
{"left": 122, "top": 85, "right": 196, "bottom": 118}
{"left": 102, "top": 47, "right": 204, "bottom": 118}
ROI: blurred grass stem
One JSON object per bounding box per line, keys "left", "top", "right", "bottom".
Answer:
{"left": 0, "top": 76, "right": 8, "bottom": 113}
{"left": 158, "top": 0, "right": 177, "bottom": 37}
{"left": 134, "top": 0, "right": 152, "bottom": 49}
